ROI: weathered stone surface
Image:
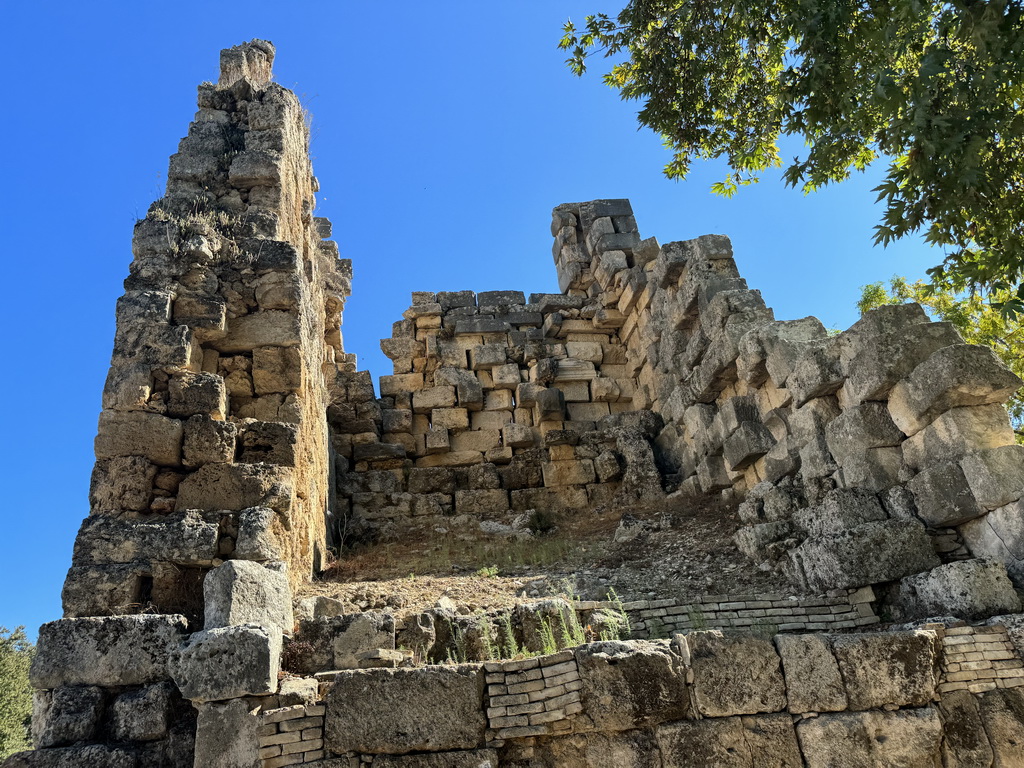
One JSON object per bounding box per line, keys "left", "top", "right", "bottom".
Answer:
{"left": 960, "top": 445, "right": 1024, "bottom": 511}
{"left": 825, "top": 402, "right": 904, "bottom": 463}
{"left": 31, "top": 615, "right": 187, "bottom": 688}
{"left": 938, "top": 689, "right": 994, "bottom": 768}
{"left": 193, "top": 698, "right": 260, "bottom": 768}
{"left": 908, "top": 461, "right": 985, "bottom": 527}
{"left": 797, "top": 708, "right": 943, "bottom": 768}
{"left": 71, "top": 510, "right": 218, "bottom": 566}
{"left": 252, "top": 344, "right": 303, "bottom": 394}
{"left": 541, "top": 731, "right": 657, "bottom": 768}
{"left": 977, "top": 688, "right": 1024, "bottom": 766}
{"left": 657, "top": 714, "right": 801, "bottom": 768}
{"left": 829, "top": 631, "right": 939, "bottom": 710}
{"left": 234, "top": 506, "right": 284, "bottom": 561}
{"left": 792, "top": 520, "right": 939, "bottom": 591}
{"left": 684, "top": 630, "right": 787, "bottom": 717}
{"left": 792, "top": 488, "right": 887, "bottom": 537}
{"left": 886, "top": 558, "right": 1021, "bottom": 622}
{"left": 332, "top": 611, "right": 396, "bottom": 669}
{"left": 182, "top": 415, "right": 237, "bottom": 467}
{"left": 207, "top": 310, "right": 301, "bottom": 353}
{"left": 175, "top": 462, "right": 292, "bottom": 513}
{"left": 2, "top": 746, "right": 138, "bottom": 768}
{"left": 902, "top": 404, "right": 1015, "bottom": 470}
{"left": 110, "top": 682, "right": 174, "bottom": 742}
{"left": 169, "top": 624, "right": 281, "bottom": 702}
{"left": 574, "top": 640, "right": 689, "bottom": 730}
{"left": 90, "top": 455, "right": 157, "bottom": 512}
{"left": 167, "top": 371, "right": 227, "bottom": 419}
{"left": 324, "top": 665, "right": 485, "bottom": 754}
{"left": 95, "top": 410, "right": 183, "bottom": 467}
{"left": 774, "top": 634, "right": 847, "bottom": 713}
{"left": 371, "top": 750, "right": 498, "bottom": 768}
{"left": 888, "top": 344, "right": 1022, "bottom": 435}
{"left": 960, "top": 501, "right": 1024, "bottom": 584}
{"left": 203, "top": 560, "right": 293, "bottom": 632}
{"left": 36, "top": 685, "right": 104, "bottom": 748}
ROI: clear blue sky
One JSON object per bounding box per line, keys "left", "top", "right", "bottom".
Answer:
{"left": 0, "top": 1, "right": 939, "bottom": 636}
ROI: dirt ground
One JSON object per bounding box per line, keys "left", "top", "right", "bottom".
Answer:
{"left": 298, "top": 492, "right": 792, "bottom": 616}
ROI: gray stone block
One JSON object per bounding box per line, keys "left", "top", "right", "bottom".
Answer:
{"left": 204, "top": 560, "right": 293, "bottom": 632}
{"left": 829, "top": 630, "right": 939, "bottom": 710}
{"left": 774, "top": 634, "right": 847, "bottom": 714}
{"left": 169, "top": 624, "right": 281, "bottom": 702}
{"left": 683, "top": 631, "right": 786, "bottom": 717}
{"left": 886, "top": 558, "right": 1021, "bottom": 621}
{"left": 797, "top": 708, "right": 942, "bottom": 768}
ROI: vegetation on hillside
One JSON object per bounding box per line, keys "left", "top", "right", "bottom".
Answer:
{"left": 0, "top": 627, "right": 34, "bottom": 759}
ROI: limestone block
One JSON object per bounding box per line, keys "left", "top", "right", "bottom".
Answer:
{"left": 32, "top": 615, "right": 187, "bottom": 688}
{"left": 960, "top": 502, "right": 1024, "bottom": 584}
{"left": 697, "top": 454, "right": 732, "bottom": 492}
{"left": 471, "top": 410, "right": 511, "bottom": 431}
{"left": 90, "top": 455, "right": 157, "bottom": 512}
{"left": 413, "top": 386, "right": 458, "bottom": 413}
{"left": 193, "top": 698, "right": 260, "bottom": 768}
{"left": 829, "top": 630, "right": 938, "bottom": 710}
{"left": 902, "top": 404, "right": 1014, "bottom": 470}
{"left": 492, "top": 363, "right": 521, "bottom": 390}
{"left": 574, "top": 640, "right": 690, "bottom": 730}
{"left": 792, "top": 488, "right": 887, "bottom": 537}
{"left": 590, "top": 377, "right": 621, "bottom": 402}
{"left": 333, "top": 611, "right": 396, "bottom": 669}
{"left": 182, "top": 415, "right": 236, "bottom": 468}
{"left": 451, "top": 429, "right": 502, "bottom": 453}
{"left": 836, "top": 445, "right": 903, "bottom": 491}
{"left": 542, "top": 459, "right": 596, "bottom": 486}
{"left": 541, "top": 732, "right": 655, "bottom": 768}
{"left": 433, "top": 408, "right": 470, "bottom": 430}
{"left": 788, "top": 339, "right": 844, "bottom": 406}
{"left": 102, "top": 363, "right": 154, "bottom": 411}
{"left": 566, "top": 341, "right": 604, "bottom": 363}
{"left": 842, "top": 320, "right": 964, "bottom": 405}
{"left": 888, "top": 344, "right": 1022, "bottom": 435}
{"left": 683, "top": 630, "right": 787, "bottom": 717}
{"left": 111, "top": 682, "right": 173, "bottom": 742}
{"left": 61, "top": 563, "right": 146, "bottom": 617}
{"left": 175, "top": 462, "right": 292, "bottom": 513}
{"left": 170, "top": 624, "right": 281, "bottom": 702}
{"left": 907, "top": 461, "right": 986, "bottom": 526}
{"left": 204, "top": 560, "right": 293, "bottom": 632}
{"left": 95, "top": 410, "right": 184, "bottom": 467}
{"left": 789, "top": 396, "right": 842, "bottom": 447}
{"left": 208, "top": 310, "right": 301, "bottom": 354}
{"left": 792, "top": 520, "right": 939, "bottom": 591}
{"left": 2, "top": 746, "right": 138, "bottom": 768}
{"left": 824, "top": 402, "right": 904, "bottom": 463}
{"left": 436, "top": 367, "right": 485, "bottom": 410}
{"left": 774, "top": 634, "right": 847, "bottom": 713}
{"left": 72, "top": 510, "right": 219, "bottom": 566}
{"left": 502, "top": 423, "right": 535, "bottom": 449}
{"left": 380, "top": 372, "right": 425, "bottom": 396}
{"left": 960, "top": 445, "right": 1024, "bottom": 510}
{"left": 978, "top": 688, "right": 1024, "bottom": 766}
{"left": 535, "top": 387, "right": 566, "bottom": 422}
{"left": 469, "top": 343, "right": 507, "bottom": 370}
{"left": 733, "top": 521, "right": 793, "bottom": 561}
{"left": 797, "top": 708, "right": 942, "bottom": 768}
{"left": 252, "top": 345, "right": 303, "bottom": 395}
{"left": 383, "top": 408, "right": 413, "bottom": 433}
{"left": 755, "top": 317, "right": 828, "bottom": 388}
{"left": 36, "top": 685, "right": 105, "bottom": 748}
{"left": 484, "top": 389, "right": 514, "bottom": 411}
{"left": 594, "top": 450, "right": 623, "bottom": 483}
{"left": 324, "top": 666, "right": 486, "bottom": 754}
{"left": 567, "top": 402, "right": 612, "bottom": 422}
{"left": 887, "top": 558, "right": 1021, "bottom": 621}
{"left": 235, "top": 506, "right": 284, "bottom": 561}
{"left": 417, "top": 450, "right": 487, "bottom": 469}
{"left": 172, "top": 294, "right": 227, "bottom": 338}
{"left": 555, "top": 380, "right": 591, "bottom": 403}
{"left": 938, "top": 689, "right": 994, "bottom": 768}
{"left": 372, "top": 750, "right": 499, "bottom": 768}
{"left": 254, "top": 271, "right": 301, "bottom": 311}
{"left": 238, "top": 419, "right": 298, "bottom": 465}
{"left": 454, "top": 489, "right": 509, "bottom": 515}
{"left": 657, "top": 714, "right": 802, "bottom": 768}
{"left": 723, "top": 422, "right": 776, "bottom": 471}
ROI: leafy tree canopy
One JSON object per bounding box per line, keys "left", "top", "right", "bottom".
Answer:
{"left": 560, "top": 1, "right": 1024, "bottom": 307}
{"left": 0, "top": 627, "right": 34, "bottom": 759}
{"left": 859, "top": 277, "right": 1024, "bottom": 431}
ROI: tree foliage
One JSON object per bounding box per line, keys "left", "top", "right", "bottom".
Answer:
{"left": 560, "top": 1, "right": 1024, "bottom": 304}
{"left": 0, "top": 627, "right": 34, "bottom": 759}
{"left": 859, "top": 277, "right": 1024, "bottom": 430}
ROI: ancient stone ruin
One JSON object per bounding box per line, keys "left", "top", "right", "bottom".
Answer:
{"left": 8, "top": 40, "right": 1024, "bottom": 767}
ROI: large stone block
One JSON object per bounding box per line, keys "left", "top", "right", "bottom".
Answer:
{"left": 541, "top": 731, "right": 656, "bottom": 768}
{"left": 372, "top": 750, "right": 498, "bottom": 768}
{"left": 657, "top": 714, "right": 801, "bottom": 768}
{"left": 332, "top": 611, "right": 396, "bottom": 669}
{"left": 234, "top": 506, "right": 285, "bottom": 561}
{"left": 324, "top": 666, "right": 486, "bottom": 754}
{"left": 797, "top": 708, "right": 943, "bottom": 768}
{"left": 938, "top": 689, "right": 994, "bottom": 768}
{"left": 95, "top": 410, "right": 183, "bottom": 467}
{"left": 888, "top": 344, "right": 1022, "bottom": 435}
{"left": 193, "top": 698, "right": 260, "bottom": 768}
{"left": 907, "top": 461, "right": 985, "bottom": 527}
{"left": 792, "top": 488, "right": 887, "bottom": 537}
{"left": 182, "top": 415, "right": 237, "bottom": 468}
{"left": 886, "top": 559, "right": 1021, "bottom": 622}
{"left": 774, "top": 634, "right": 847, "bottom": 714}
{"left": 824, "top": 402, "right": 903, "bottom": 463}
{"left": 960, "top": 501, "right": 1024, "bottom": 584}
{"left": 167, "top": 371, "right": 227, "bottom": 420}
{"left": 960, "top": 445, "right": 1024, "bottom": 511}
{"left": 111, "top": 682, "right": 174, "bottom": 742}
{"left": 2, "top": 746, "right": 138, "bottom": 768}
{"left": 829, "top": 630, "right": 939, "bottom": 710}
{"left": 902, "top": 404, "right": 1015, "bottom": 470}
{"left": 36, "top": 685, "right": 105, "bottom": 748}
{"left": 204, "top": 560, "right": 293, "bottom": 632}
{"left": 208, "top": 310, "right": 301, "bottom": 353}
{"left": 683, "top": 631, "right": 786, "bottom": 717}
{"left": 791, "top": 520, "right": 939, "bottom": 591}
{"left": 169, "top": 624, "right": 281, "bottom": 702}
{"left": 175, "top": 462, "right": 292, "bottom": 513}
{"left": 89, "top": 455, "right": 157, "bottom": 513}
{"left": 71, "top": 510, "right": 219, "bottom": 566}
{"left": 252, "top": 345, "right": 303, "bottom": 394}
{"left": 32, "top": 615, "right": 187, "bottom": 688}
{"left": 977, "top": 688, "right": 1024, "bottom": 766}
{"left": 574, "top": 641, "right": 690, "bottom": 730}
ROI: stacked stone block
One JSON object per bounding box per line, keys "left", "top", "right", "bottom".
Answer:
{"left": 936, "top": 624, "right": 1024, "bottom": 695}
{"left": 258, "top": 704, "right": 327, "bottom": 767}
{"left": 484, "top": 652, "right": 584, "bottom": 740}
